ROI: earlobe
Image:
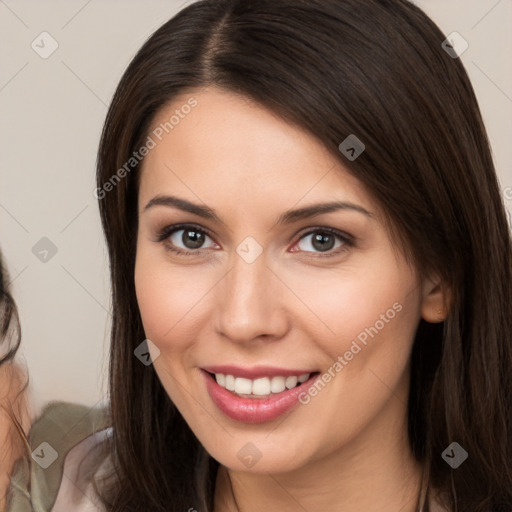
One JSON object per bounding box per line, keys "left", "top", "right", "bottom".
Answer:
{"left": 420, "top": 276, "right": 451, "bottom": 323}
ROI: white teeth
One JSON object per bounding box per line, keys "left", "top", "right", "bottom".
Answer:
{"left": 252, "top": 377, "right": 271, "bottom": 396}
{"left": 225, "top": 374, "right": 235, "bottom": 391}
{"left": 234, "top": 377, "right": 252, "bottom": 395}
{"left": 213, "top": 372, "right": 311, "bottom": 397}
{"left": 285, "top": 376, "right": 298, "bottom": 389}
{"left": 270, "top": 376, "right": 286, "bottom": 393}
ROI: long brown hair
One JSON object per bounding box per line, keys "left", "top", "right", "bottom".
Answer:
{"left": 0, "top": 252, "right": 21, "bottom": 368}
{"left": 96, "top": 1, "right": 512, "bottom": 510}
{"left": 1, "top": 251, "right": 30, "bottom": 505}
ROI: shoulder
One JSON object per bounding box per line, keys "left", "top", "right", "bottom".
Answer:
{"left": 6, "top": 400, "right": 112, "bottom": 512}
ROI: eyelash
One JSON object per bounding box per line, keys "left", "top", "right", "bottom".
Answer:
{"left": 155, "top": 223, "right": 355, "bottom": 259}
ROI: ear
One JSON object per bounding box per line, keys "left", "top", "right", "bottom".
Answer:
{"left": 420, "top": 273, "right": 451, "bottom": 323}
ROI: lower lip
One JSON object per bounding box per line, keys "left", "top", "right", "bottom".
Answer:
{"left": 202, "top": 370, "right": 319, "bottom": 424}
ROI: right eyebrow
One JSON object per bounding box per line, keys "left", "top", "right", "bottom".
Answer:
{"left": 143, "top": 195, "right": 222, "bottom": 223}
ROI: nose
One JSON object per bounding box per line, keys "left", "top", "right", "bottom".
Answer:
{"left": 213, "top": 247, "right": 289, "bottom": 345}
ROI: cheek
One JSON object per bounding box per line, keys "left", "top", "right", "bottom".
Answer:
{"left": 284, "top": 256, "right": 423, "bottom": 431}
{"left": 285, "top": 263, "right": 421, "bottom": 451}
{"left": 134, "top": 248, "right": 209, "bottom": 411}
{"left": 134, "top": 243, "right": 221, "bottom": 360}
{"left": 282, "top": 257, "right": 420, "bottom": 361}
{"left": 135, "top": 248, "right": 190, "bottom": 344}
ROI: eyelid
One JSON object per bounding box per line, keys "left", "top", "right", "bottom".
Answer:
{"left": 156, "top": 222, "right": 216, "bottom": 243}
{"left": 296, "top": 226, "right": 353, "bottom": 243}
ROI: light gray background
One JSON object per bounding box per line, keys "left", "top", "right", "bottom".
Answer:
{"left": 1, "top": 0, "right": 511, "bottom": 413}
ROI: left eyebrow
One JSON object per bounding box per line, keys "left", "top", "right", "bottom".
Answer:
{"left": 275, "top": 201, "right": 374, "bottom": 225}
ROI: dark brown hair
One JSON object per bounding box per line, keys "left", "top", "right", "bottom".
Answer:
{"left": 0, "top": 251, "right": 21, "bottom": 368}
{"left": 96, "top": 0, "right": 512, "bottom": 510}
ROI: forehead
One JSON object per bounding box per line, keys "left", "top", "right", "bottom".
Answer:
{"left": 139, "top": 86, "right": 375, "bottom": 216}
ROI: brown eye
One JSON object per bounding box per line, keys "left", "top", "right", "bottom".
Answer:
{"left": 311, "top": 232, "right": 336, "bottom": 252}
{"left": 157, "top": 224, "right": 218, "bottom": 254}
{"left": 294, "top": 228, "right": 353, "bottom": 256}
{"left": 178, "top": 229, "right": 206, "bottom": 249}
{"left": 168, "top": 228, "right": 216, "bottom": 250}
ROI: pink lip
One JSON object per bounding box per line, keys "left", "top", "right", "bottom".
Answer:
{"left": 201, "top": 365, "right": 315, "bottom": 380}
{"left": 201, "top": 369, "right": 320, "bottom": 424}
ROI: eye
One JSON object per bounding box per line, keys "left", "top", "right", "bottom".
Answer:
{"left": 156, "top": 224, "right": 354, "bottom": 258}
{"left": 157, "top": 224, "right": 218, "bottom": 255}
{"left": 292, "top": 227, "right": 353, "bottom": 256}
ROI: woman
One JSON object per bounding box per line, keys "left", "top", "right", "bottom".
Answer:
{"left": 0, "top": 251, "right": 30, "bottom": 510}
{"left": 1, "top": 244, "right": 111, "bottom": 512}
{"left": 7, "top": 0, "right": 512, "bottom": 511}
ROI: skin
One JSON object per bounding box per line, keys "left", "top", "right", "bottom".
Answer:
{"left": 134, "top": 86, "right": 449, "bottom": 512}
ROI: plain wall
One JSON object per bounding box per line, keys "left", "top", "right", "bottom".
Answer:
{"left": 1, "top": 0, "right": 511, "bottom": 413}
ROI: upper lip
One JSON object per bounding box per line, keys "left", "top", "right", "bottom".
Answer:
{"left": 201, "top": 365, "right": 317, "bottom": 380}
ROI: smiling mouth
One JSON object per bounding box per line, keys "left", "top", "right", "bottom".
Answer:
{"left": 204, "top": 370, "right": 321, "bottom": 399}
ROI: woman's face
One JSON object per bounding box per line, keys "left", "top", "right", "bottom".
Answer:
{"left": 134, "top": 86, "right": 437, "bottom": 474}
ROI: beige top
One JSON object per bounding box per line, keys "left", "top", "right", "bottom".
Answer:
{"left": 5, "top": 401, "right": 111, "bottom": 512}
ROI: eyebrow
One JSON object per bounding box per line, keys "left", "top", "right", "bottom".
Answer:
{"left": 143, "top": 195, "right": 373, "bottom": 224}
